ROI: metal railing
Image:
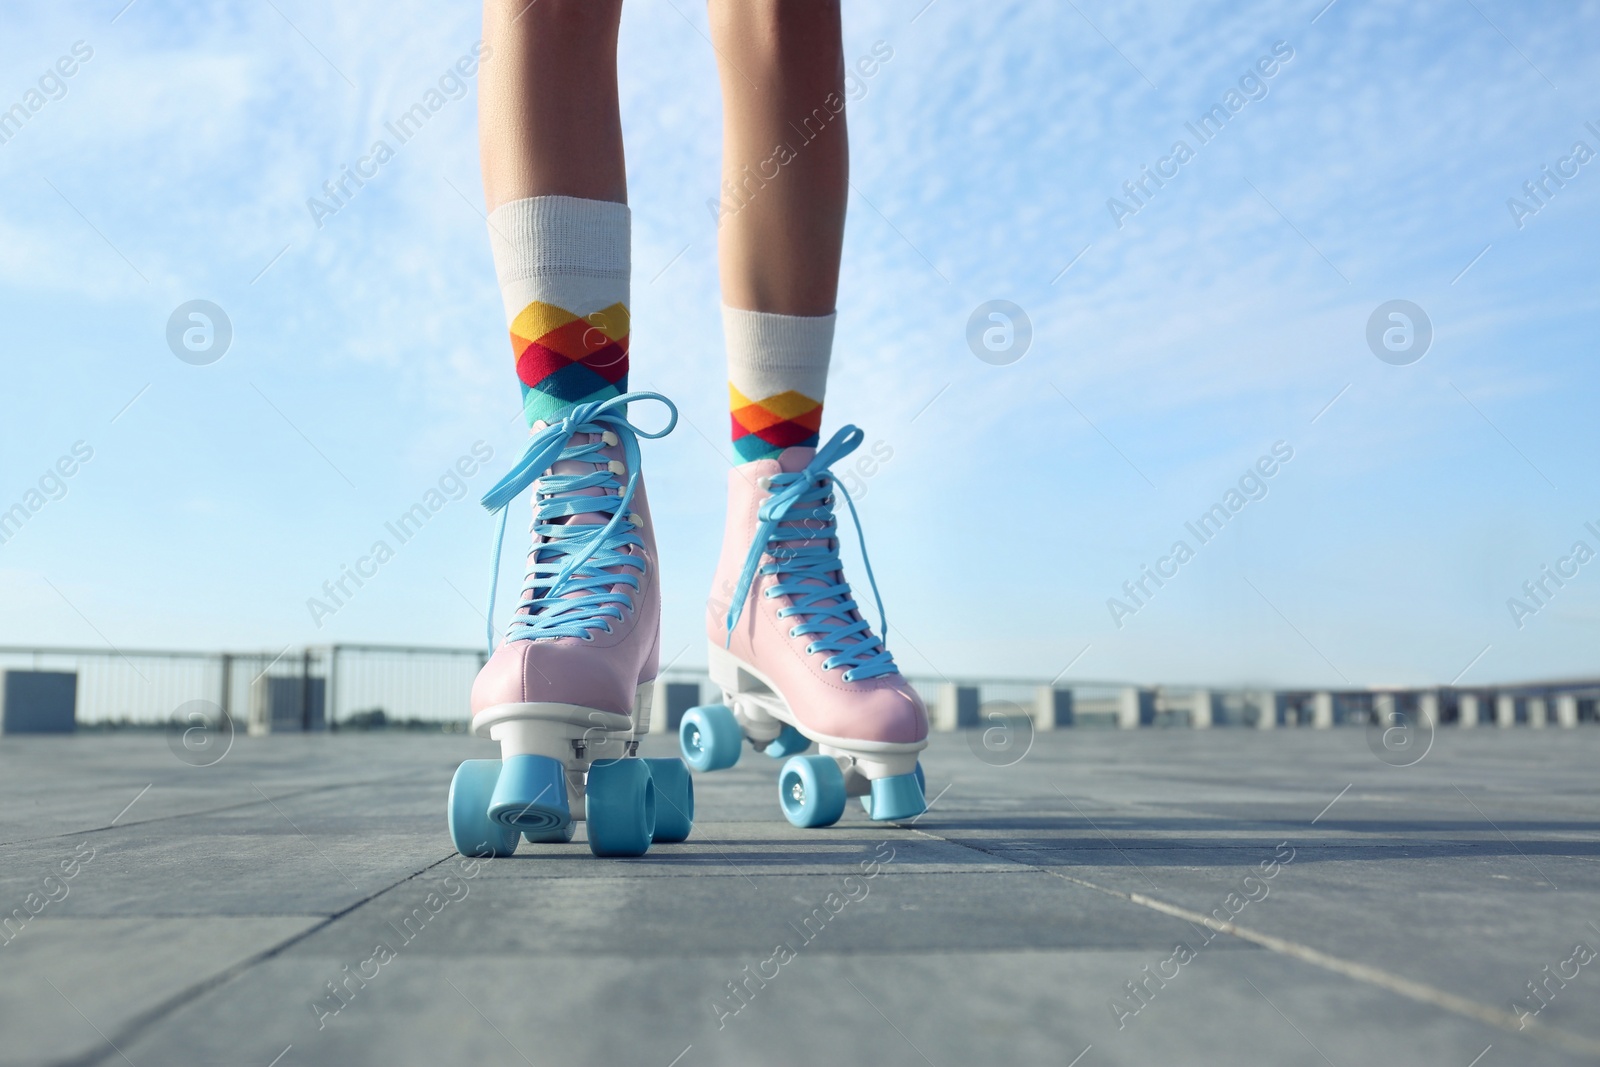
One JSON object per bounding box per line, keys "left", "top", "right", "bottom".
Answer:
{"left": 0, "top": 644, "right": 483, "bottom": 729}
{"left": 1, "top": 644, "right": 1596, "bottom": 732}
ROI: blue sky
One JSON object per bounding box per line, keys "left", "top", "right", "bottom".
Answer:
{"left": 1, "top": 0, "right": 1597, "bottom": 690}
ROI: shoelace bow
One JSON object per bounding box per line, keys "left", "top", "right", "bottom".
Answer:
{"left": 480, "top": 392, "right": 677, "bottom": 655}
{"left": 724, "top": 425, "right": 897, "bottom": 683}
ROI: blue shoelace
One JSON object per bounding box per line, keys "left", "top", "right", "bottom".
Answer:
{"left": 724, "top": 425, "right": 898, "bottom": 683}
{"left": 480, "top": 392, "right": 677, "bottom": 655}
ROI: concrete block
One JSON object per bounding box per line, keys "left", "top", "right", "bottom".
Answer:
{"left": 934, "top": 684, "right": 980, "bottom": 731}
{"left": 1032, "top": 686, "right": 1073, "bottom": 730}
{"left": 1495, "top": 694, "right": 1516, "bottom": 728}
{"left": 1, "top": 670, "right": 77, "bottom": 733}
{"left": 1458, "top": 693, "right": 1479, "bottom": 729}
{"left": 248, "top": 675, "right": 325, "bottom": 735}
{"left": 1115, "top": 687, "right": 1153, "bottom": 729}
{"left": 654, "top": 681, "right": 702, "bottom": 733}
{"left": 1526, "top": 697, "right": 1548, "bottom": 728}
{"left": 1555, "top": 693, "right": 1579, "bottom": 728}
{"left": 1310, "top": 691, "right": 1333, "bottom": 729}
{"left": 1417, "top": 691, "right": 1439, "bottom": 728}
{"left": 1190, "top": 689, "right": 1213, "bottom": 730}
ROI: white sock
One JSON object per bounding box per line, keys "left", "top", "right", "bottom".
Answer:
{"left": 487, "top": 195, "right": 631, "bottom": 426}
{"left": 723, "top": 305, "right": 834, "bottom": 462}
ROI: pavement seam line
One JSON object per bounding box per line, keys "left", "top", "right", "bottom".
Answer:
{"left": 902, "top": 828, "right": 1600, "bottom": 1058}
{"left": 47, "top": 854, "right": 458, "bottom": 1067}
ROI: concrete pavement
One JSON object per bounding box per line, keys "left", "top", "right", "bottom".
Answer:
{"left": 1, "top": 728, "right": 1597, "bottom": 1066}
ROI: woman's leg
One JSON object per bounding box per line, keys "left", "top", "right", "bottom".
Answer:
{"left": 480, "top": 0, "right": 625, "bottom": 210}
{"left": 462, "top": 1, "right": 677, "bottom": 860}
{"left": 703, "top": 1, "right": 929, "bottom": 822}
{"left": 480, "top": 0, "right": 631, "bottom": 428}
{"left": 708, "top": 0, "right": 847, "bottom": 315}
{"left": 708, "top": 0, "right": 847, "bottom": 461}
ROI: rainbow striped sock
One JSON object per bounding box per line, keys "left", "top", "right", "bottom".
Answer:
{"left": 487, "top": 196, "right": 629, "bottom": 427}
{"left": 724, "top": 306, "right": 833, "bottom": 463}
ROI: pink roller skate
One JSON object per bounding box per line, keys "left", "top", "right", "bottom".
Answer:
{"left": 679, "top": 425, "right": 929, "bottom": 827}
{"left": 447, "top": 392, "right": 694, "bottom": 859}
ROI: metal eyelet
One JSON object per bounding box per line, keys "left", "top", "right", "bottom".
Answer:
{"left": 602, "top": 431, "right": 618, "bottom": 445}
{"left": 756, "top": 475, "right": 772, "bottom": 491}
{"left": 608, "top": 459, "right": 625, "bottom": 475}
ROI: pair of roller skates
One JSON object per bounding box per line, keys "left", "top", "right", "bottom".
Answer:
{"left": 445, "top": 392, "right": 929, "bottom": 859}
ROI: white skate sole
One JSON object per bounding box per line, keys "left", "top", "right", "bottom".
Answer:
{"left": 471, "top": 683, "right": 654, "bottom": 821}
{"left": 706, "top": 642, "right": 924, "bottom": 791}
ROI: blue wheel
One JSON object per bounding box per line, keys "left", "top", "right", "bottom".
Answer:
{"left": 763, "top": 724, "right": 811, "bottom": 759}
{"left": 488, "top": 754, "right": 570, "bottom": 837}
{"left": 645, "top": 758, "right": 694, "bottom": 843}
{"left": 586, "top": 758, "right": 655, "bottom": 857}
{"left": 862, "top": 761, "right": 926, "bottom": 816}
{"left": 866, "top": 769, "right": 926, "bottom": 822}
{"left": 448, "top": 759, "right": 520, "bottom": 858}
{"left": 778, "top": 754, "right": 848, "bottom": 828}
{"left": 680, "top": 704, "right": 743, "bottom": 772}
